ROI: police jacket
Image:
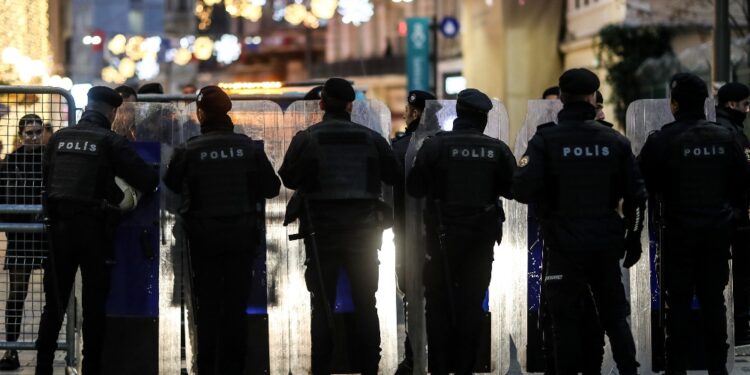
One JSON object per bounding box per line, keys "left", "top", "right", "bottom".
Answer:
{"left": 43, "top": 110, "right": 159, "bottom": 215}
{"left": 279, "top": 111, "right": 398, "bottom": 232}
{"left": 639, "top": 111, "right": 750, "bottom": 229}
{"left": 406, "top": 117, "right": 515, "bottom": 238}
{"left": 513, "top": 102, "right": 647, "bottom": 254}
{"left": 716, "top": 107, "right": 750, "bottom": 226}
{"left": 163, "top": 125, "right": 281, "bottom": 218}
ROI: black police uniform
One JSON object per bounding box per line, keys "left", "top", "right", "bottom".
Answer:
{"left": 164, "top": 86, "right": 280, "bottom": 375}
{"left": 529, "top": 122, "right": 606, "bottom": 375}
{"left": 36, "top": 87, "right": 159, "bottom": 375}
{"left": 391, "top": 90, "right": 435, "bottom": 373}
{"left": 279, "top": 79, "right": 398, "bottom": 375}
{"left": 514, "top": 69, "right": 644, "bottom": 375}
{"left": 407, "top": 89, "right": 515, "bottom": 375}
{"left": 639, "top": 75, "right": 750, "bottom": 375}
{"left": 715, "top": 82, "right": 750, "bottom": 344}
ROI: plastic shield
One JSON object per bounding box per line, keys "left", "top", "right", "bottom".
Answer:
{"left": 625, "top": 99, "right": 731, "bottom": 374}
{"left": 506, "top": 99, "right": 562, "bottom": 374}
{"left": 109, "top": 102, "right": 184, "bottom": 374}
{"left": 403, "top": 99, "right": 510, "bottom": 374}
{"left": 225, "top": 100, "right": 286, "bottom": 375}
{"left": 282, "top": 99, "right": 397, "bottom": 374}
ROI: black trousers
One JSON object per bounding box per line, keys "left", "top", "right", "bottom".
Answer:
{"left": 541, "top": 280, "right": 604, "bottom": 375}
{"left": 304, "top": 231, "right": 382, "bottom": 375}
{"left": 423, "top": 233, "right": 493, "bottom": 375}
{"left": 663, "top": 227, "right": 731, "bottom": 375}
{"left": 187, "top": 216, "right": 257, "bottom": 375}
{"left": 35, "top": 217, "right": 112, "bottom": 375}
{"left": 544, "top": 251, "right": 638, "bottom": 375}
{"left": 6, "top": 268, "right": 34, "bottom": 343}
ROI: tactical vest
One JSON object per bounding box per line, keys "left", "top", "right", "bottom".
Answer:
{"left": 666, "top": 122, "right": 733, "bottom": 211}
{"left": 546, "top": 122, "right": 620, "bottom": 217}
{"left": 48, "top": 127, "right": 111, "bottom": 204}
{"left": 185, "top": 132, "right": 258, "bottom": 217}
{"left": 307, "top": 121, "right": 381, "bottom": 201}
{"left": 435, "top": 132, "right": 504, "bottom": 208}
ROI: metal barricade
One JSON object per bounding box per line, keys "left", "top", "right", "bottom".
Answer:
{"left": 0, "top": 86, "right": 78, "bottom": 371}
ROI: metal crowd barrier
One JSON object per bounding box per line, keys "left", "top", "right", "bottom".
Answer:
{"left": 0, "top": 86, "right": 78, "bottom": 370}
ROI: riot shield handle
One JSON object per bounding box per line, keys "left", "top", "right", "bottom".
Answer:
{"left": 288, "top": 197, "right": 335, "bottom": 332}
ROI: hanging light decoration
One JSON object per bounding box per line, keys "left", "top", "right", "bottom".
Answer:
{"left": 125, "top": 36, "right": 146, "bottom": 60}
{"left": 136, "top": 55, "right": 160, "bottom": 80}
{"left": 214, "top": 34, "right": 242, "bottom": 64}
{"left": 173, "top": 48, "right": 193, "bottom": 65}
{"left": 303, "top": 12, "right": 321, "bottom": 29}
{"left": 193, "top": 36, "right": 215, "bottom": 60}
{"left": 284, "top": 3, "right": 308, "bottom": 26}
{"left": 338, "top": 0, "right": 374, "bottom": 26}
{"left": 204, "top": 0, "right": 222, "bottom": 5}
{"left": 118, "top": 57, "right": 136, "bottom": 78}
{"left": 108, "top": 34, "right": 127, "bottom": 55}
{"left": 241, "top": 4, "right": 263, "bottom": 21}
{"left": 311, "top": 0, "right": 337, "bottom": 19}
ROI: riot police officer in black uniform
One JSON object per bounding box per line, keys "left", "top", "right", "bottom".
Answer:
{"left": 514, "top": 69, "right": 644, "bottom": 375}
{"left": 715, "top": 82, "right": 750, "bottom": 345}
{"left": 279, "top": 78, "right": 398, "bottom": 375}
{"left": 164, "top": 86, "right": 281, "bottom": 374}
{"left": 407, "top": 88, "right": 515, "bottom": 375}
{"left": 36, "top": 86, "right": 159, "bottom": 375}
{"left": 392, "top": 89, "right": 435, "bottom": 374}
{"left": 639, "top": 73, "right": 749, "bottom": 375}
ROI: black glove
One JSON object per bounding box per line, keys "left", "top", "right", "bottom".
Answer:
{"left": 622, "top": 232, "right": 642, "bottom": 268}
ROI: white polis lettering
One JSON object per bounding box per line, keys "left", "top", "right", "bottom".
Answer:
{"left": 562, "top": 145, "right": 610, "bottom": 157}
{"left": 683, "top": 145, "right": 726, "bottom": 157}
{"left": 58, "top": 140, "right": 97, "bottom": 152}
{"left": 450, "top": 146, "right": 496, "bottom": 159}
{"left": 200, "top": 147, "right": 245, "bottom": 161}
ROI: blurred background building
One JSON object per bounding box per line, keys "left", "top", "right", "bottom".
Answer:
{"left": 1, "top": 0, "right": 748, "bottom": 134}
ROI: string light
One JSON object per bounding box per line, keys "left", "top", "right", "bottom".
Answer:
{"left": 284, "top": 3, "right": 308, "bottom": 25}
{"left": 0, "top": 0, "right": 51, "bottom": 84}
{"left": 311, "top": 0, "right": 338, "bottom": 19}
{"left": 338, "top": 0, "right": 374, "bottom": 26}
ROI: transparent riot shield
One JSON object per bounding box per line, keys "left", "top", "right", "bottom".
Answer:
{"left": 108, "top": 101, "right": 184, "bottom": 374}
{"left": 224, "top": 100, "right": 286, "bottom": 375}
{"left": 506, "top": 99, "right": 562, "bottom": 375}
{"left": 626, "top": 99, "right": 731, "bottom": 374}
{"left": 403, "top": 99, "right": 510, "bottom": 374}
{"left": 282, "top": 99, "right": 397, "bottom": 374}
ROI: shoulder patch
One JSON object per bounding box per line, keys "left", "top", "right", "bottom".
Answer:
{"left": 518, "top": 155, "right": 529, "bottom": 167}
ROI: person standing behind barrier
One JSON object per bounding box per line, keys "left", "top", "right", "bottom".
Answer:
{"left": 164, "top": 86, "right": 281, "bottom": 374}
{"left": 392, "top": 89, "right": 435, "bottom": 374}
{"left": 639, "top": 73, "right": 750, "bottom": 375}
{"left": 0, "top": 114, "right": 49, "bottom": 370}
{"left": 715, "top": 82, "right": 750, "bottom": 346}
{"left": 35, "top": 86, "right": 159, "bottom": 375}
{"left": 279, "top": 78, "right": 398, "bottom": 375}
{"left": 407, "top": 89, "right": 515, "bottom": 375}
{"left": 514, "top": 68, "right": 644, "bottom": 375}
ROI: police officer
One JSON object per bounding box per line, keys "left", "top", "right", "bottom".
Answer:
{"left": 639, "top": 73, "right": 749, "bottom": 375}
{"left": 715, "top": 82, "right": 750, "bottom": 345}
{"left": 534, "top": 88, "right": 606, "bottom": 374}
{"left": 279, "top": 78, "right": 398, "bottom": 375}
{"left": 164, "top": 86, "right": 280, "bottom": 374}
{"left": 514, "top": 68, "right": 644, "bottom": 375}
{"left": 407, "top": 88, "right": 515, "bottom": 374}
{"left": 36, "top": 86, "right": 159, "bottom": 375}
{"left": 392, "top": 90, "right": 435, "bottom": 374}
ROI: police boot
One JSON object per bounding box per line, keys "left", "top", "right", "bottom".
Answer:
{"left": 0, "top": 349, "right": 19, "bottom": 370}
